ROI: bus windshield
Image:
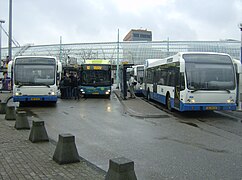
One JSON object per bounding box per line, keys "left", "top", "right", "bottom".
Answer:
{"left": 81, "top": 70, "right": 111, "bottom": 86}
{"left": 14, "top": 64, "right": 55, "bottom": 86}
{"left": 184, "top": 54, "right": 236, "bottom": 91}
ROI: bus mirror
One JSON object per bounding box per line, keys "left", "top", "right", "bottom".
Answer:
{"left": 180, "top": 62, "right": 185, "bottom": 72}
{"left": 112, "top": 78, "right": 114, "bottom": 84}
{"left": 57, "top": 62, "right": 62, "bottom": 73}
{"left": 233, "top": 59, "right": 241, "bottom": 74}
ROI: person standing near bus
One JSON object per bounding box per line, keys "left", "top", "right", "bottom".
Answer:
{"left": 128, "top": 74, "right": 136, "bottom": 99}
{"left": 64, "top": 74, "right": 71, "bottom": 99}
{"left": 1, "top": 72, "right": 11, "bottom": 90}
{"left": 71, "top": 73, "right": 80, "bottom": 100}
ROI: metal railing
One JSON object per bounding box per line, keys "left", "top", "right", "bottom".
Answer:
{"left": 1, "top": 40, "right": 240, "bottom": 65}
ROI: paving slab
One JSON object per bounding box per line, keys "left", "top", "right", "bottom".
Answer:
{"left": 0, "top": 116, "right": 105, "bottom": 180}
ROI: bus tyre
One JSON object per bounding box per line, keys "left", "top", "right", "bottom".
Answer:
{"left": 166, "top": 94, "right": 172, "bottom": 111}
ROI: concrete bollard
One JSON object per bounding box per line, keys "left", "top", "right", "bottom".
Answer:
{"left": 0, "top": 102, "right": 7, "bottom": 114}
{"left": 5, "top": 106, "right": 16, "bottom": 120}
{"left": 105, "top": 157, "right": 137, "bottom": 180}
{"left": 15, "top": 111, "right": 30, "bottom": 130}
{"left": 29, "top": 120, "right": 49, "bottom": 143}
{"left": 53, "top": 133, "right": 80, "bottom": 165}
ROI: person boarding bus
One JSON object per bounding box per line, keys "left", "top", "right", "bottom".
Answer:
{"left": 128, "top": 74, "right": 137, "bottom": 99}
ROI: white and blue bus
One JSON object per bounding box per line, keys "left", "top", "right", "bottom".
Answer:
{"left": 143, "top": 52, "right": 241, "bottom": 111}
{"left": 9, "top": 56, "right": 62, "bottom": 105}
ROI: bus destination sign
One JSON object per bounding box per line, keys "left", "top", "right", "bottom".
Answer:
{"left": 84, "top": 65, "right": 103, "bottom": 70}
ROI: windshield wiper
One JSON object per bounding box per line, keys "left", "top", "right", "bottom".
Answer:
{"left": 191, "top": 89, "right": 198, "bottom": 93}
{"left": 191, "top": 88, "right": 230, "bottom": 93}
{"left": 36, "top": 83, "right": 50, "bottom": 88}
{"left": 224, "top": 89, "right": 231, "bottom": 93}
{"left": 17, "top": 82, "right": 50, "bottom": 88}
{"left": 17, "top": 82, "right": 33, "bottom": 88}
{"left": 191, "top": 88, "right": 208, "bottom": 93}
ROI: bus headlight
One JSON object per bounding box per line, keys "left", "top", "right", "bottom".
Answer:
{"left": 15, "top": 92, "right": 22, "bottom": 96}
{"left": 187, "top": 98, "right": 195, "bottom": 103}
{"left": 80, "top": 89, "right": 85, "bottom": 94}
{"left": 227, "top": 99, "right": 234, "bottom": 103}
{"left": 48, "top": 91, "right": 55, "bottom": 95}
{"left": 105, "top": 90, "right": 111, "bottom": 94}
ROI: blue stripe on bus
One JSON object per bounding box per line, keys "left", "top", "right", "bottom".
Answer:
{"left": 147, "top": 91, "right": 236, "bottom": 111}
{"left": 80, "top": 86, "right": 111, "bottom": 95}
{"left": 150, "top": 91, "right": 167, "bottom": 104}
{"left": 135, "top": 89, "right": 143, "bottom": 95}
{"left": 13, "top": 95, "right": 58, "bottom": 102}
{"left": 179, "top": 102, "right": 237, "bottom": 111}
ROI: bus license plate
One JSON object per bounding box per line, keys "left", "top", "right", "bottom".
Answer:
{"left": 206, "top": 106, "right": 217, "bottom": 110}
{"left": 92, "top": 92, "right": 99, "bottom": 94}
{"left": 31, "top": 98, "right": 41, "bottom": 101}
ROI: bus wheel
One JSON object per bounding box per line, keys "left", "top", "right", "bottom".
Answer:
{"left": 166, "top": 94, "right": 172, "bottom": 111}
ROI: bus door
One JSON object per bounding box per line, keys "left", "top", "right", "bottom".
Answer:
{"left": 174, "top": 68, "right": 181, "bottom": 109}
{"left": 153, "top": 70, "right": 158, "bottom": 99}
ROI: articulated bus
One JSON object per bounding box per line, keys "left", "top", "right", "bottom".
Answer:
{"left": 10, "top": 56, "right": 62, "bottom": 106}
{"left": 80, "top": 59, "right": 112, "bottom": 98}
{"left": 127, "top": 65, "right": 145, "bottom": 96}
{"left": 143, "top": 52, "right": 241, "bottom": 112}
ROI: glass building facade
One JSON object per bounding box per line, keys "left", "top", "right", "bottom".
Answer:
{"left": 0, "top": 40, "right": 241, "bottom": 65}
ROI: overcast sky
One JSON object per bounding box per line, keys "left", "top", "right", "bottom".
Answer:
{"left": 0, "top": 0, "right": 242, "bottom": 47}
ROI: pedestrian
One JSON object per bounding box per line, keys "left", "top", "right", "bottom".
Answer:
{"left": 59, "top": 77, "right": 66, "bottom": 99}
{"left": 1, "top": 72, "right": 11, "bottom": 90}
{"left": 71, "top": 73, "right": 79, "bottom": 100}
{"left": 64, "top": 74, "right": 71, "bottom": 99}
{"left": 128, "top": 74, "right": 137, "bottom": 99}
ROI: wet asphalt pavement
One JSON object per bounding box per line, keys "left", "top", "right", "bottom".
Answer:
{"left": 16, "top": 95, "right": 242, "bottom": 180}
{"left": 5, "top": 93, "right": 242, "bottom": 180}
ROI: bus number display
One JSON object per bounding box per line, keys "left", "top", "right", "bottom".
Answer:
{"left": 94, "top": 66, "right": 102, "bottom": 70}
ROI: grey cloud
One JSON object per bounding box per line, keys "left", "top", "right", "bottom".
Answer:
{"left": 175, "top": 0, "right": 240, "bottom": 27}
{"left": 0, "top": 0, "right": 241, "bottom": 46}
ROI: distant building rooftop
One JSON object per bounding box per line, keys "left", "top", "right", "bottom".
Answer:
{"left": 123, "top": 29, "right": 152, "bottom": 41}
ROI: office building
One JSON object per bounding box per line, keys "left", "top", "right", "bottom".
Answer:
{"left": 123, "top": 29, "right": 152, "bottom": 41}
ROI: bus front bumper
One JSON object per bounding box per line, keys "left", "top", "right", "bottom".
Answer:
{"left": 13, "top": 95, "right": 58, "bottom": 102}
{"left": 80, "top": 86, "right": 111, "bottom": 95}
{"left": 179, "top": 103, "right": 237, "bottom": 111}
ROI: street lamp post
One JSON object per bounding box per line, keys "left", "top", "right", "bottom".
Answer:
{"left": 238, "top": 23, "right": 242, "bottom": 110}
{"left": 0, "top": 20, "right": 5, "bottom": 62}
{"left": 239, "top": 23, "right": 242, "bottom": 63}
{"left": 116, "top": 29, "right": 120, "bottom": 89}
{"left": 8, "top": 0, "right": 12, "bottom": 61}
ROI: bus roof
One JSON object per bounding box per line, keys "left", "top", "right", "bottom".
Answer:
{"left": 14, "top": 55, "right": 57, "bottom": 60}
{"left": 84, "top": 59, "right": 111, "bottom": 64}
{"left": 146, "top": 52, "right": 232, "bottom": 69}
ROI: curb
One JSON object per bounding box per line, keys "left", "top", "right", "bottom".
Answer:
{"left": 113, "top": 90, "right": 169, "bottom": 118}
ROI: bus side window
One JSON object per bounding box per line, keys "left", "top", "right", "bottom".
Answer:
{"left": 180, "top": 73, "right": 185, "bottom": 90}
